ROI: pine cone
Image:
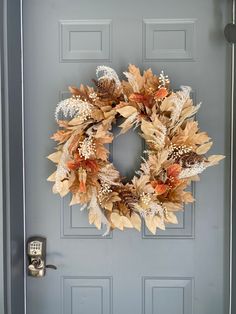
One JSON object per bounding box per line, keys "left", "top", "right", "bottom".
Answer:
{"left": 168, "top": 145, "right": 204, "bottom": 168}
{"left": 178, "top": 151, "right": 204, "bottom": 168}
{"left": 118, "top": 188, "right": 138, "bottom": 211}
{"left": 92, "top": 78, "right": 116, "bottom": 97}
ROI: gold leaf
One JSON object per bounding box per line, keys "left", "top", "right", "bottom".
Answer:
{"left": 104, "top": 202, "right": 113, "bottom": 212}
{"left": 141, "top": 118, "right": 166, "bottom": 149}
{"left": 130, "top": 212, "right": 142, "bottom": 231}
{"left": 122, "top": 216, "right": 133, "bottom": 228}
{"left": 89, "top": 210, "right": 102, "bottom": 230}
{"left": 163, "top": 202, "right": 183, "bottom": 212}
{"left": 53, "top": 180, "right": 70, "bottom": 197}
{"left": 117, "top": 106, "right": 137, "bottom": 118}
{"left": 110, "top": 213, "right": 133, "bottom": 230}
{"left": 165, "top": 212, "right": 178, "bottom": 224}
{"left": 154, "top": 216, "right": 165, "bottom": 231}
{"left": 145, "top": 216, "right": 156, "bottom": 235}
{"left": 110, "top": 212, "right": 124, "bottom": 230}
{"left": 47, "top": 151, "right": 62, "bottom": 163}
{"left": 118, "top": 112, "right": 137, "bottom": 134}
{"left": 124, "top": 64, "right": 145, "bottom": 92}
{"left": 207, "top": 154, "right": 225, "bottom": 166}
{"left": 91, "top": 109, "right": 104, "bottom": 121}
{"left": 51, "top": 130, "right": 72, "bottom": 143}
{"left": 103, "top": 109, "right": 116, "bottom": 119}
{"left": 69, "top": 193, "right": 81, "bottom": 206}
{"left": 182, "top": 192, "right": 195, "bottom": 203}
{"left": 196, "top": 142, "right": 213, "bottom": 155}
{"left": 47, "top": 171, "right": 56, "bottom": 182}
{"left": 68, "top": 117, "right": 84, "bottom": 126}
{"left": 141, "top": 119, "right": 153, "bottom": 136}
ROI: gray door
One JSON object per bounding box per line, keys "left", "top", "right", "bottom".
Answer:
{"left": 23, "top": 1, "right": 229, "bottom": 314}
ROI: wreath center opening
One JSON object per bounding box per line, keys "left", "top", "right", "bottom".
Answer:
{"left": 110, "top": 118, "right": 144, "bottom": 183}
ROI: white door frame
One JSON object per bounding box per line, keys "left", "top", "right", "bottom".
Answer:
{"left": 0, "top": 0, "right": 234, "bottom": 313}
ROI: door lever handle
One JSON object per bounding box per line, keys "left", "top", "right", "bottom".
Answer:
{"left": 46, "top": 264, "right": 57, "bottom": 270}
{"left": 224, "top": 23, "right": 236, "bottom": 43}
{"left": 27, "top": 236, "right": 57, "bottom": 277}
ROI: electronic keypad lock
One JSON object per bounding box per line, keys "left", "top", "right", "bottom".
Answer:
{"left": 27, "top": 236, "right": 57, "bottom": 277}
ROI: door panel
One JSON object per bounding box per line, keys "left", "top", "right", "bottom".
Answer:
{"left": 23, "top": 1, "right": 229, "bottom": 314}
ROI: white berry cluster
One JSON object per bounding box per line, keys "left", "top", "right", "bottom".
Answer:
{"left": 55, "top": 96, "right": 92, "bottom": 122}
{"left": 78, "top": 135, "right": 96, "bottom": 160}
{"left": 98, "top": 181, "right": 112, "bottom": 204}
{"left": 168, "top": 143, "right": 192, "bottom": 160}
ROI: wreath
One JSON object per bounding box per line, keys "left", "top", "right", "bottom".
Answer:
{"left": 47, "top": 65, "right": 224, "bottom": 235}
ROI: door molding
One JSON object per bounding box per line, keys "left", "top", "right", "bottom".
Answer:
{"left": 0, "top": 1, "right": 234, "bottom": 314}
{"left": 0, "top": 1, "right": 5, "bottom": 313}
{"left": 0, "top": 0, "right": 25, "bottom": 313}
{"left": 228, "top": 1, "right": 236, "bottom": 313}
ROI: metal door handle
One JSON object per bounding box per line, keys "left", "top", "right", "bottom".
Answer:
{"left": 224, "top": 23, "right": 236, "bottom": 43}
{"left": 45, "top": 264, "right": 57, "bottom": 270}
{"left": 27, "top": 236, "right": 57, "bottom": 277}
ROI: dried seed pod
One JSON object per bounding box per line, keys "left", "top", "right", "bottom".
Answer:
{"left": 118, "top": 188, "right": 138, "bottom": 211}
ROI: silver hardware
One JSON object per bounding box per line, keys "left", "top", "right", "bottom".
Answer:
{"left": 27, "top": 236, "right": 57, "bottom": 277}
{"left": 224, "top": 23, "right": 236, "bottom": 43}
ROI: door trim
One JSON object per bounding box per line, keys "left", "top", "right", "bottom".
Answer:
{"left": 0, "top": 1, "right": 5, "bottom": 313}
{"left": 231, "top": 2, "right": 236, "bottom": 312}
{"left": 0, "top": 0, "right": 25, "bottom": 313}
{"left": 229, "top": 3, "right": 235, "bottom": 314}
{"left": 0, "top": 1, "right": 234, "bottom": 314}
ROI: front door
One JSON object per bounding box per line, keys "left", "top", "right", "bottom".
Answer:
{"left": 23, "top": 1, "right": 229, "bottom": 313}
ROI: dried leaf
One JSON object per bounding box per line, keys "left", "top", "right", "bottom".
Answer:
{"left": 47, "top": 171, "right": 56, "bottom": 182}
{"left": 154, "top": 216, "right": 165, "bottom": 230}
{"left": 163, "top": 202, "right": 183, "bottom": 212}
{"left": 123, "top": 64, "right": 144, "bottom": 92}
{"left": 182, "top": 192, "right": 195, "bottom": 203}
{"left": 47, "top": 151, "right": 62, "bottom": 163}
{"left": 154, "top": 87, "right": 168, "bottom": 100}
{"left": 53, "top": 180, "right": 70, "bottom": 197}
{"left": 152, "top": 182, "right": 168, "bottom": 195}
{"left": 207, "top": 155, "right": 225, "bottom": 166}
{"left": 87, "top": 191, "right": 110, "bottom": 231}
{"left": 100, "top": 192, "right": 121, "bottom": 211}
{"left": 141, "top": 118, "right": 166, "bottom": 150}
{"left": 116, "top": 106, "right": 137, "bottom": 118}
{"left": 89, "top": 209, "right": 102, "bottom": 230}
{"left": 69, "top": 193, "right": 81, "bottom": 206}
{"left": 167, "top": 164, "right": 182, "bottom": 177}
{"left": 118, "top": 112, "right": 138, "bottom": 134}
{"left": 130, "top": 212, "right": 142, "bottom": 231}
{"left": 165, "top": 212, "right": 178, "bottom": 224}
{"left": 51, "top": 130, "right": 73, "bottom": 143}
{"left": 110, "top": 212, "right": 133, "bottom": 230}
{"left": 95, "top": 143, "right": 110, "bottom": 161}
{"left": 145, "top": 216, "right": 156, "bottom": 234}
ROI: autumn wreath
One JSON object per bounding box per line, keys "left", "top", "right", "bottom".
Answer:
{"left": 48, "top": 65, "right": 224, "bottom": 235}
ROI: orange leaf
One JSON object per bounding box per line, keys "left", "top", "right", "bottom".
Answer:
{"left": 154, "top": 87, "right": 168, "bottom": 100}
{"left": 151, "top": 181, "right": 168, "bottom": 195}
{"left": 67, "top": 153, "right": 100, "bottom": 173}
{"left": 67, "top": 160, "right": 78, "bottom": 171}
{"left": 167, "top": 164, "right": 181, "bottom": 178}
{"left": 79, "top": 181, "right": 86, "bottom": 193}
{"left": 129, "top": 93, "right": 153, "bottom": 108}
